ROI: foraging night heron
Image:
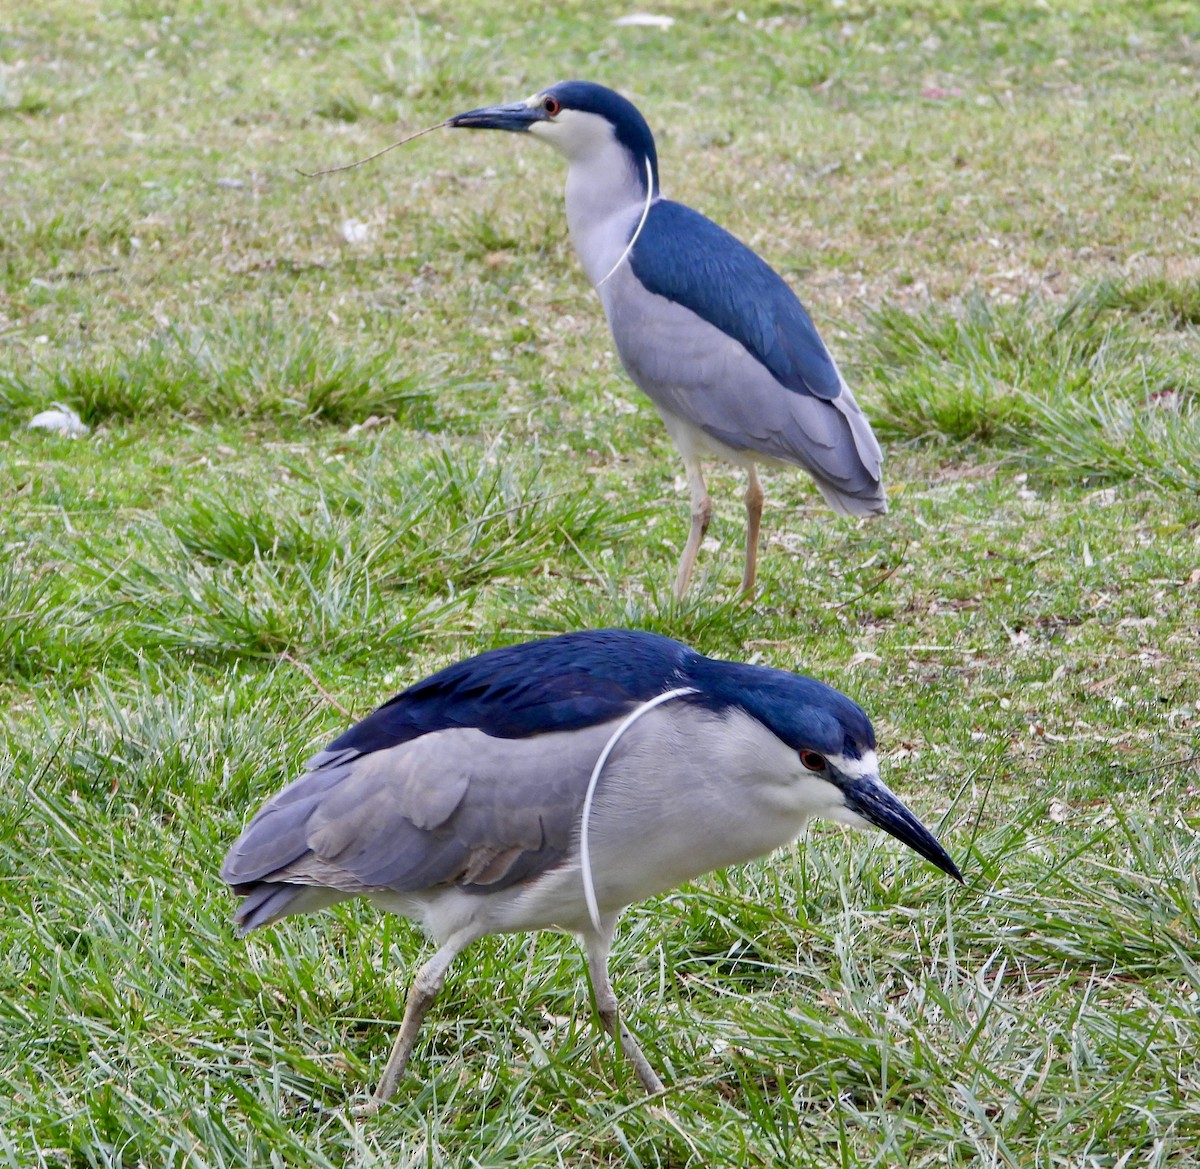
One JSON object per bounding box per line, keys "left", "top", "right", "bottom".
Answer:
{"left": 447, "top": 82, "right": 887, "bottom": 598}
{"left": 222, "top": 629, "right": 961, "bottom": 1112}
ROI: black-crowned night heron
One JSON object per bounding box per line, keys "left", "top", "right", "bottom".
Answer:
{"left": 447, "top": 82, "right": 887, "bottom": 599}
{"left": 223, "top": 629, "right": 961, "bottom": 1113}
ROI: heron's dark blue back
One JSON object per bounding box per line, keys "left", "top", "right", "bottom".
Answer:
{"left": 327, "top": 629, "right": 694, "bottom": 754}
{"left": 630, "top": 200, "right": 842, "bottom": 401}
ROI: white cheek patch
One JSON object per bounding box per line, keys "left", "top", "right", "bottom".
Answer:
{"left": 827, "top": 747, "right": 879, "bottom": 781}
{"left": 528, "top": 108, "right": 616, "bottom": 150}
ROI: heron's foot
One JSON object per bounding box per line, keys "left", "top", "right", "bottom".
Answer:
{"left": 351, "top": 1092, "right": 389, "bottom": 1119}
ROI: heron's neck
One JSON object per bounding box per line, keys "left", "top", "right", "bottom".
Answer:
{"left": 563, "top": 145, "right": 654, "bottom": 289}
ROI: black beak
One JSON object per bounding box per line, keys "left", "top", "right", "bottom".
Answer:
{"left": 447, "top": 101, "right": 545, "bottom": 133}
{"left": 843, "top": 778, "right": 963, "bottom": 883}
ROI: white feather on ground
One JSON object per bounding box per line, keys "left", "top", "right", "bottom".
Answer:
{"left": 27, "top": 404, "right": 88, "bottom": 438}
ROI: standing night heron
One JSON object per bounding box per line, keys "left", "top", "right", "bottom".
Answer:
{"left": 447, "top": 81, "right": 886, "bottom": 598}
{"left": 222, "top": 629, "right": 961, "bottom": 1113}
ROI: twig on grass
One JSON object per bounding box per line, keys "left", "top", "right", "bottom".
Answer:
{"left": 1139, "top": 751, "right": 1200, "bottom": 776}
{"left": 280, "top": 651, "right": 352, "bottom": 719}
{"left": 833, "top": 538, "right": 910, "bottom": 609}
{"left": 297, "top": 121, "right": 449, "bottom": 177}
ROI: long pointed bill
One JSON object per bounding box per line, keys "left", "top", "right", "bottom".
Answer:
{"left": 447, "top": 101, "right": 545, "bottom": 133}
{"left": 843, "top": 777, "right": 963, "bottom": 882}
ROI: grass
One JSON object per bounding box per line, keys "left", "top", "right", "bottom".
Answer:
{"left": 3, "top": 0, "right": 1200, "bottom": 1164}
{"left": 858, "top": 289, "right": 1200, "bottom": 489}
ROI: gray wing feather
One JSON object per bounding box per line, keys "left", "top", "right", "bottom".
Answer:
{"left": 602, "top": 272, "right": 885, "bottom": 514}
{"left": 222, "top": 723, "right": 614, "bottom": 913}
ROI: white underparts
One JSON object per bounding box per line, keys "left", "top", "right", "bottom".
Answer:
{"left": 579, "top": 686, "right": 699, "bottom": 933}
{"left": 596, "top": 154, "right": 655, "bottom": 289}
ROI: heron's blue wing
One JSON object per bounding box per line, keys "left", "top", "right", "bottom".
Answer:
{"left": 629, "top": 200, "right": 841, "bottom": 401}
{"left": 324, "top": 628, "right": 693, "bottom": 755}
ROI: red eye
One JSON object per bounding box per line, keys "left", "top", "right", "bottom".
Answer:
{"left": 800, "top": 751, "right": 826, "bottom": 772}
{"left": 543, "top": 95, "right": 561, "bottom": 116}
